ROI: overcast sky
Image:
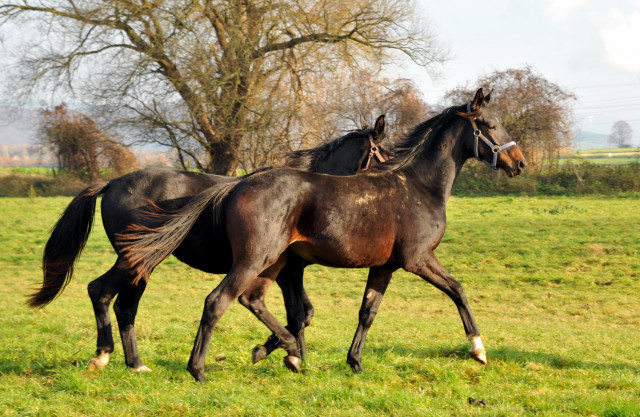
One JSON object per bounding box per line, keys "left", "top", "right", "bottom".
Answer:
{"left": 410, "top": 0, "right": 640, "bottom": 143}
{"left": 1, "top": 1, "right": 639, "bottom": 147}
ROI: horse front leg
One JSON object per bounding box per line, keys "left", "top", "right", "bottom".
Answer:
{"left": 405, "top": 254, "right": 487, "bottom": 365}
{"left": 347, "top": 267, "right": 395, "bottom": 373}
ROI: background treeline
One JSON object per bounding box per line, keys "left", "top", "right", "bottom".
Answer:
{"left": 2, "top": 161, "right": 639, "bottom": 197}
{"left": 452, "top": 161, "right": 640, "bottom": 196}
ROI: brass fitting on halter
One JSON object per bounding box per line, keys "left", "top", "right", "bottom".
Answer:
{"left": 362, "top": 133, "right": 387, "bottom": 170}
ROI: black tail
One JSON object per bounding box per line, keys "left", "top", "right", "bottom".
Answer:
{"left": 117, "top": 179, "right": 240, "bottom": 284}
{"left": 28, "top": 182, "right": 110, "bottom": 308}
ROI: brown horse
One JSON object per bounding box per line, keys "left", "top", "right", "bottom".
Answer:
{"left": 30, "top": 116, "right": 389, "bottom": 374}
{"left": 121, "top": 89, "right": 526, "bottom": 381}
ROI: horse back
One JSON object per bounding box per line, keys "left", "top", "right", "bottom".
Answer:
{"left": 226, "top": 169, "right": 419, "bottom": 268}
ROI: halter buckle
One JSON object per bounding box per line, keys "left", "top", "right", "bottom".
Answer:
{"left": 492, "top": 145, "right": 500, "bottom": 153}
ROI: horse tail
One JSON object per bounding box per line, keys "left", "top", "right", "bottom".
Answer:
{"left": 117, "top": 179, "right": 240, "bottom": 285}
{"left": 29, "top": 181, "right": 110, "bottom": 308}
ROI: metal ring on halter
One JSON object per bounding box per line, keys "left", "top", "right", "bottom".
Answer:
{"left": 474, "top": 129, "right": 481, "bottom": 137}
{"left": 492, "top": 145, "right": 500, "bottom": 153}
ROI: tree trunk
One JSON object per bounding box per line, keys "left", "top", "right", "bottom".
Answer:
{"left": 207, "top": 139, "right": 238, "bottom": 175}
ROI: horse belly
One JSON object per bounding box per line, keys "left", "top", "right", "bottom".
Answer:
{"left": 290, "top": 233, "right": 393, "bottom": 268}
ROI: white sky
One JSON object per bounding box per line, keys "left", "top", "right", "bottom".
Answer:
{"left": 1, "top": 0, "right": 639, "bottom": 146}
{"left": 410, "top": 0, "right": 640, "bottom": 143}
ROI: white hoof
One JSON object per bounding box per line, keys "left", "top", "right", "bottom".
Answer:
{"left": 470, "top": 348, "right": 487, "bottom": 365}
{"left": 132, "top": 365, "right": 152, "bottom": 373}
{"left": 468, "top": 336, "right": 487, "bottom": 365}
{"left": 88, "top": 352, "right": 110, "bottom": 371}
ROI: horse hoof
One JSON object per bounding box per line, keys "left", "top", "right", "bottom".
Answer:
{"left": 470, "top": 348, "right": 487, "bottom": 365}
{"left": 283, "top": 355, "right": 301, "bottom": 373}
{"left": 87, "top": 352, "right": 110, "bottom": 371}
{"left": 132, "top": 365, "right": 152, "bottom": 373}
{"left": 348, "top": 360, "right": 363, "bottom": 373}
{"left": 187, "top": 366, "right": 207, "bottom": 382}
{"left": 252, "top": 345, "right": 268, "bottom": 364}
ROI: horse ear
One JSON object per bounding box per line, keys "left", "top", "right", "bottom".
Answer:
{"left": 484, "top": 89, "right": 493, "bottom": 104}
{"left": 373, "top": 114, "right": 385, "bottom": 142}
{"left": 471, "top": 88, "right": 484, "bottom": 111}
{"left": 360, "top": 114, "right": 369, "bottom": 130}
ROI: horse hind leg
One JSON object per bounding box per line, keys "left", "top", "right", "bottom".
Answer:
{"left": 253, "top": 255, "right": 309, "bottom": 363}
{"left": 86, "top": 265, "right": 126, "bottom": 371}
{"left": 113, "top": 277, "right": 151, "bottom": 373}
{"left": 239, "top": 256, "right": 302, "bottom": 372}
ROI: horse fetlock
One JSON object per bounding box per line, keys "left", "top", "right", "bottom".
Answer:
{"left": 296, "top": 335, "right": 307, "bottom": 361}
{"left": 88, "top": 352, "right": 110, "bottom": 371}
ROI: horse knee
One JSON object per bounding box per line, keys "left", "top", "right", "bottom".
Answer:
{"left": 359, "top": 307, "right": 378, "bottom": 328}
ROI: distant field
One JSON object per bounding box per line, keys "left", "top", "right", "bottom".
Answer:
{"left": 559, "top": 147, "right": 640, "bottom": 165}
{"left": 1, "top": 195, "right": 639, "bottom": 416}
{"left": 0, "top": 166, "right": 54, "bottom": 176}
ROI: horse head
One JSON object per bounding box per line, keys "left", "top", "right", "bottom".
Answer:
{"left": 458, "top": 88, "right": 527, "bottom": 177}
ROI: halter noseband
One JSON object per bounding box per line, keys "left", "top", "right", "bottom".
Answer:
{"left": 362, "top": 133, "right": 386, "bottom": 170}
{"left": 465, "top": 103, "right": 516, "bottom": 170}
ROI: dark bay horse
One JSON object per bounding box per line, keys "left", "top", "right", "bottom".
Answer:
{"left": 120, "top": 88, "right": 526, "bottom": 381}
{"left": 29, "top": 116, "right": 389, "bottom": 374}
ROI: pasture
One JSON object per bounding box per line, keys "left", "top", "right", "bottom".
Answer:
{"left": 0, "top": 195, "right": 639, "bottom": 416}
{"left": 559, "top": 147, "right": 640, "bottom": 166}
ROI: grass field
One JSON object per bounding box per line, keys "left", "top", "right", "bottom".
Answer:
{"left": 558, "top": 147, "right": 640, "bottom": 166}
{"left": 1, "top": 195, "right": 639, "bottom": 416}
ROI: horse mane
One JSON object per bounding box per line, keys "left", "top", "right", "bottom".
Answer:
{"left": 373, "top": 104, "right": 478, "bottom": 172}
{"left": 285, "top": 128, "right": 370, "bottom": 171}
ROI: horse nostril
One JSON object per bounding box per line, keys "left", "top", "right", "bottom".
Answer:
{"left": 518, "top": 159, "right": 527, "bottom": 172}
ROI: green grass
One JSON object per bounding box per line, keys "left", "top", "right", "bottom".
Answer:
{"left": 559, "top": 147, "right": 640, "bottom": 165}
{"left": 1, "top": 195, "right": 639, "bottom": 416}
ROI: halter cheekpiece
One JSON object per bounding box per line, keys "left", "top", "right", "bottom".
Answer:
{"left": 362, "top": 133, "right": 386, "bottom": 170}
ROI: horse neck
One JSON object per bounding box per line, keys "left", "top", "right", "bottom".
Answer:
{"left": 311, "top": 137, "right": 366, "bottom": 175}
{"left": 401, "top": 121, "right": 470, "bottom": 202}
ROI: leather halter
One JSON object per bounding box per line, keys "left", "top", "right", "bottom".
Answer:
{"left": 362, "top": 133, "right": 386, "bottom": 170}
{"left": 465, "top": 103, "right": 516, "bottom": 170}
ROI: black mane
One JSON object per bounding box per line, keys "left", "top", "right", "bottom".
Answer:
{"left": 284, "top": 128, "right": 371, "bottom": 171}
{"left": 373, "top": 104, "right": 478, "bottom": 172}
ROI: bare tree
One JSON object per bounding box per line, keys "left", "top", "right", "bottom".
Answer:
{"left": 38, "top": 105, "right": 139, "bottom": 181}
{"left": 609, "top": 120, "right": 633, "bottom": 148}
{"left": 1, "top": 1, "right": 445, "bottom": 175}
{"left": 442, "top": 66, "right": 576, "bottom": 171}
{"left": 236, "top": 72, "right": 432, "bottom": 171}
